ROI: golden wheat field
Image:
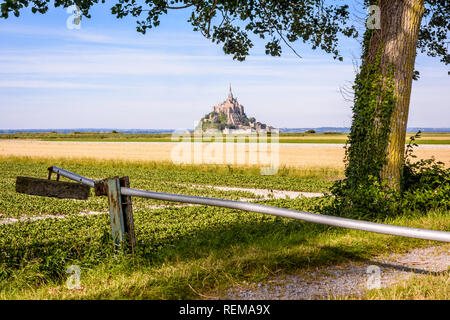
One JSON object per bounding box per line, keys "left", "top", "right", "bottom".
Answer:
{"left": 1, "top": 140, "right": 449, "bottom": 169}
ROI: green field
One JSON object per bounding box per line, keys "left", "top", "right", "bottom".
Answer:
{"left": 1, "top": 131, "right": 449, "bottom": 144}
{"left": 0, "top": 157, "right": 448, "bottom": 299}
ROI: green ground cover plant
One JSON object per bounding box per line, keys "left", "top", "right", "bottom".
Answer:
{"left": 0, "top": 157, "right": 336, "bottom": 218}
{"left": 0, "top": 157, "right": 448, "bottom": 299}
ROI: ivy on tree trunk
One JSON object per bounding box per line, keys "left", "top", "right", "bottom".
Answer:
{"left": 346, "top": 0, "right": 425, "bottom": 190}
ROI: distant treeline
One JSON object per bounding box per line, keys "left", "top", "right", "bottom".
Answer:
{"left": 1, "top": 127, "right": 449, "bottom": 134}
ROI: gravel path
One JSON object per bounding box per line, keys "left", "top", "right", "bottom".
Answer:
{"left": 221, "top": 246, "right": 449, "bottom": 300}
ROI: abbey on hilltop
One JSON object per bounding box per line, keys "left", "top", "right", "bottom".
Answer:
{"left": 197, "top": 85, "right": 275, "bottom": 134}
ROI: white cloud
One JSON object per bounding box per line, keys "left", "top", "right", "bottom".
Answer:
{"left": 0, "top": 17, "right": 448, "bottom": 129}
{"left": 0, "top": 48, "right": 354, "bottom": 78}
{"left": 0, "top": 24, "right": 212, "bottom": 48}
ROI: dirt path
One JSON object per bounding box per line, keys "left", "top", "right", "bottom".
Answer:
{"left": 221, "top": 246, "right": 449, "bottom": 300}
{"left": 180, "top": 184, "right": 324, "bottom": 199}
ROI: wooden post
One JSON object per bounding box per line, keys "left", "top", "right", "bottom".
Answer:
{"left": 98, "top": 177, "right": 135, "bottom": 253}
{"left": 120, "top": 176, "right": 135, "bottom": 253}
{"left": 15, "top": 176, "right": 90, "bottom": 200}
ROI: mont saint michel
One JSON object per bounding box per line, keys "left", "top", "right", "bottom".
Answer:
{"left": 198, "top": 85, "right": 275, "bottom": 134}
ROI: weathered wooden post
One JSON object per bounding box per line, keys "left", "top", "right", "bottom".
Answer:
{"left": 95, "top": 177, "right": 135, "bottom": 253}
{"left": 16, "top": 176, "right": 90, "bottom": 200}
{"left": 118, "top": 176, "right": 135, "bottom": 253}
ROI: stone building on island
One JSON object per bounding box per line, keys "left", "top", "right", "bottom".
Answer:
{"left": 198, "top": 85, "right": 276, "bottom": 134}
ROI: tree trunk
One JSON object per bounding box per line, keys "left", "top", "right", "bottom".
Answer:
{"left": 365, "top": 0, "right": 425, "bottom": 188}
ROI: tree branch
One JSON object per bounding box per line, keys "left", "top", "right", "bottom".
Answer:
{"left": 258, "top": 0, "right": 302, "bottom": 58}
{"left": 206, "top": 0, "right": 218, "bottom": 38}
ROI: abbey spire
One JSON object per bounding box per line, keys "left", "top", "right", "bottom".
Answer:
{"left": 227, "top": 83, "right": 233, "bottom": 100}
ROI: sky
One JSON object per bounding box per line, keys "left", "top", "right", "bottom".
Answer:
{"left": 0, "top": 2, "right": 449, "bottom": 130}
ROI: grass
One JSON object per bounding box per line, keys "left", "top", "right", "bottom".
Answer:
{"left": 0, "top": 207, "right": 448, "bottom": 299}
{"left": 363, "top": 272, "right": 449, "bottom": 300}
{"left": 339, "top": 271, "right": 449, "bottom": 300}
{"left": 0, "top": 156, "right": 448, "bottom": 299}
{"left": 1, "top": 132, "right": 449, "bottom": 144}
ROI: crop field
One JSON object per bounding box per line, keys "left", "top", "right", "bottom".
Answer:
{"left": 0, "top": 156, "right": 448, "bottom": 299}
{"left": 0, "top": 140, "right": 449, "bottom": 169}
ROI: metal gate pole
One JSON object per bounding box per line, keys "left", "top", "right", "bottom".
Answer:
{"left": 48, "top": 166, "right": 450, "bottom": 243}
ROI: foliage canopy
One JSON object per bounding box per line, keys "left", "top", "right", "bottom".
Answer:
{"left": 2, "top": 1, "right": 448, "bottom": 63}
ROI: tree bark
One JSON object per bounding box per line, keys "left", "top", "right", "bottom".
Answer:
{"left": 365, "top": 0, "right": 425, "bottom": 188}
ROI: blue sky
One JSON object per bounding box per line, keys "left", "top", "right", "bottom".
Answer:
{"left": 0, "top": 3, "right": 449, "bottom": 129}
